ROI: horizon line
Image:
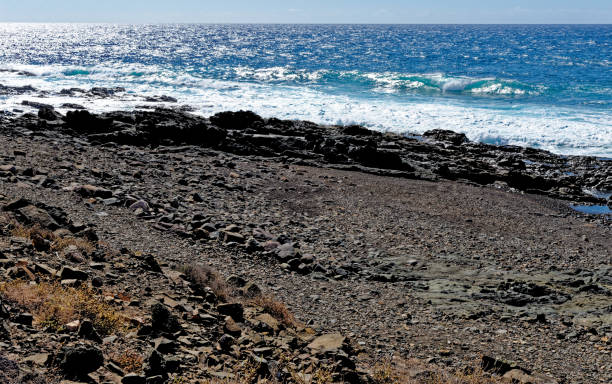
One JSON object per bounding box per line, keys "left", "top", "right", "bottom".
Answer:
{"left": 0, "top": 21, "right": 611, "bottom": 25}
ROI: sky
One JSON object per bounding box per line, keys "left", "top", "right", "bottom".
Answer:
{"left": 0, "top": 0, "right": 611, "bottom": 24}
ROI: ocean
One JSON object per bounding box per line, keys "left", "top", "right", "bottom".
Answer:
{"left": 0, "top": 23, "right": 611, "bottom": 157}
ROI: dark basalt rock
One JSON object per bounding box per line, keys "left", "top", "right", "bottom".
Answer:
{"left": 57, "top": 344, "right": 104, "bottom": 378}
{"left": 37, "top": 107, "right": 62, "bottom": 121}
{"left": 210, "top": 110, "right": 264, "bottom": 130}
{"left": 6, "top": 107, "right": 610, "bottom": 206}
{"left": 150, "top": 303, "right": 181, "bottom": 334}
{"left": 423, "top": 129, "right": 469, "bottom": 145}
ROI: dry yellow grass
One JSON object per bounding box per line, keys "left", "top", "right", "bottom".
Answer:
{"left": 250, "top": 295, "right": 297, "bottom": 327}
{"left": 368, "top": 357, "right": 504, "bottom": 384}
{"left": 181, "top": 263, "right": 231, "bottom": 301}
{"left": 11, "top": 222, "right": 54, "bottom": 241}
{"left": 0, "top": 280, "right": 124, "bottom": 335}
{"left": 111, "top": 349, "right": 144, "bottom": 373}
{"left": 51, "top": 236, "right": 96, "bottom": 253}
{"left": 10, "top": 221, "right": 96, "bottom": 253}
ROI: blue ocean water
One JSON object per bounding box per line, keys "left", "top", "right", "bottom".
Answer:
{"left": 0, "top": 24, "right": 611, "bottom": 156}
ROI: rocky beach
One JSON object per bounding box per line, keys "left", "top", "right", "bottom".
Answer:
{"left": 0, "top": 91, "right": 610, "bottom": 384}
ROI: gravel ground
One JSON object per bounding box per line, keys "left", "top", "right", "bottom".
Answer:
{"left": 1, "top": 128, "right": 610, "bottom": 383}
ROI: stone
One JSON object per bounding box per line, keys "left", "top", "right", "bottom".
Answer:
{"left": 121, "top": 373, "right": 146, "bottom": 384}
{"left": 422, "top": 129, "right": 469, "bottom": 145}
{"left": 223, "top": 316, "right": 242, "bottom": 336}
{"left": 217, "top": 334, "right": 235, "bottom": 351}
{"left": 57, "top": 344, "right": 104, "bottom": 378}
{"left": 307, "top": 333, "right": 346, "bottom": 354}
{"left": 217, "top": 303, "right": 244, "bottom": 322}
{"left": 210, "top": 110, "right": 263, "bottom": 130}
{"left": 3, "top": 197, "right": 30, "bottom": 211}
{"left": 222, "top": 231, "right": 245, "bottom": 244}
{"left": 78, "top": 319, "right": 102, "bottom": 343}
{"left": 239, "top": 282, "right": 262, "bottom": 298}
{"left": 91, "top": 276, "right": 104, "bottom": 287}
{"left": 38, "top": 107, "right": 62, "bottom": 121}
{"left": 254, "top": 313, "right": 280, "bottom": 333}
{"left": 129, "top": 200, "right": 150, "bottom": 212}
{"left": 73, "top": 184, "right": 113, "bottom": 199}
{"left": 65, "top": 320, "right": 81, "bottom": 332}
{"left": 24, "top": 353, "right": 50, "bottom": 366}
{"left": 143, "top": 254, "right": 162, "bottom": 273}
{"left": 59, "top": 266, "right": 89, "bottom": 281}
{"left": 150, "top": 303, "right": 181, "bottom": 334}
{"left": 154, "top": 337, "right": 178, "bottom": 354}
{"left": 275, "top": 243, "right": 298, "bottom": 262}
{"left": 34, "top": 263, "right": 57, "bottom": 276}
{"left": 13, "top": 313, "right": 33, "bottom": 327}
{"left": 502, "top": 369, "right": 558, "bottom": 384}
{"left": 17, "top": 205, "right": 59, "bottom": 229}
{"left": 144, "top": 350, "right": 166, "bottom": 378}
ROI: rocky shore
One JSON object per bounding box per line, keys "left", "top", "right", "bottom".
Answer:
{"left": 0, "top": 103, "right": 610, "bottom": 383}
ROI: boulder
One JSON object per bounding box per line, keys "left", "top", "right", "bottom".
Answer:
{"left": 217, "top": 303, "right": 244, "bottom": 322}
{"left": 57, "top": 344, "right": 104, "bottom": 378}
{"left": 422, "top": 129, "right": 469, "bottom": 145}
{"left": 59, "top": 266, "right": 89, "bottom": 281}
{"left": 307, "top": 333, "right": 346, "bottom": 354}
{"left": 16, "top": 205, "right": 59, "bottom": 229}
{"left": 210, "top": 110, "right": 263, "bottom": 130}
{"left": 150, "top": 303, "right": 181, "bottom": 334}
{"left": 38, "top": 107, "right": 62, "bottom": 121}
{"left": 73, "top": 184, "right": 113, "bottom": 199}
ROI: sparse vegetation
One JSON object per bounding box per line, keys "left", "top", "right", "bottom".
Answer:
{"left": 367, "top": 357, "right": 505, "bottom": 384}
{"left": 111, "top": 349, "right": 144, "bottom": 373}
{"left": 10, "top": 221, "right": 96, "bottom": 253}
{"left": 181, "top": 263, "right": 231, "bottom": 301}
{"left": 250, "top": 294, "right": 297, "bottom": 327}
{"left": 0, "top": 279, "right": 125, "bottom": 335}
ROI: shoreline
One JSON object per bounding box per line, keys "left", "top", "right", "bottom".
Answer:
{"left": 2, "top": 103, "right": 611, "bottom": 209}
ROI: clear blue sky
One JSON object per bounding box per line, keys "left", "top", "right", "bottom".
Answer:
{"left": 1, "top": 0, "right": 611, "bottom": 23}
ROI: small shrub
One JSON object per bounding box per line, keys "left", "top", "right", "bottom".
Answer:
{"left": 112, "top": 349, "right": 143, "bottom": 373}
{"left": 51, "top": 236, "right": 96, "bottom": 253}
{"left": 0, "top": 280, "right": 124, "bottom": 335}
{"left": 180, "top": 263, "right": 230, "bottom": 301}
{"left": 250, "top": 295, "right": 297, "bottom": 327}
{"left": 10, "top": 221, "right": 96, "bottom": 253}
{"left": 11, "top": 222, "right": 55, "bottom": 242}
{"left": 367, "top": 357, "right": 505, "bottom": 384}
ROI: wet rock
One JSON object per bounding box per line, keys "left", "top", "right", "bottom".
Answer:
{"left": 38, "top": 107, "right": 62, "bottom": 121}
{"left": 423, "top": 129, "right": 469, "bottom": 145}
{"left": 21, "top": 100, "right": 53, "bottom": 110}
{"left": 210, "top": 110, "right": 263, "bottom": 130}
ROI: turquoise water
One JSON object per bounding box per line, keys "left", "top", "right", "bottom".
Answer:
{"left": 570, "top": 205, "right": 612, "bottom": 215}
{"left": 0, "top": 24, "right": 611, "bottom": 156}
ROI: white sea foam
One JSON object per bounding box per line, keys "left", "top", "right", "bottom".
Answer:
{"left": 1, "top": 63, "right": 610, "bottom": 157}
